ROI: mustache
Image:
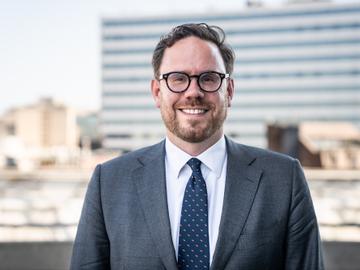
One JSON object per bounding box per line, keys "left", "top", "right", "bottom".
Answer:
{"left": 175, "top": 98, "right": 210, "bottom": 108}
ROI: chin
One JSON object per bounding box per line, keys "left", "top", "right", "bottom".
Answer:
{"left": 176, "top": 127, "right": 214, "bottom": 143}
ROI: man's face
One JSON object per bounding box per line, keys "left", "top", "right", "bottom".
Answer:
{"left": 151, "top": 36, "right": 234, "bottom": 144}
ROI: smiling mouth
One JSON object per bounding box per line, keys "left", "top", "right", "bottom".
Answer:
{"left": 180, "top": 108, "right": 208, "bottom": 115}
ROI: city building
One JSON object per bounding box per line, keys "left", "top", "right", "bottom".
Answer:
{"left": 268, "top": 121, "right": 360, "bottom": 169}
{"left": 0, "top": 98, "right": 79, "bottom": 170}
{"left": 76, "top": 110, "right": 102, "bottom": 150}
{"left": 101, "top": 1, "right": 360, "bottom": 151}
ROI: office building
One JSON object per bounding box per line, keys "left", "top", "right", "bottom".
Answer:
{"left": 2, "top": 98, "right": 78, "bottom": 149}
{"left": 0, "top": 98, "right": 79, "bottom": 170}
{"left": 101, "top": 1, "right": 360, "bottom": 151}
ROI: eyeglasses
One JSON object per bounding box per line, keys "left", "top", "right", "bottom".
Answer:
{"left": 159, "top": 71, "right": 229, "bottom": 93}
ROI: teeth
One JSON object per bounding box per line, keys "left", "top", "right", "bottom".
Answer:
{"left": 182, "top": 109, "right": 206, "bottom": 114}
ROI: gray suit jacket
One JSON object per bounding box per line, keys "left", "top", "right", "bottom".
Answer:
{"left": 71, "top": 137, "right": 324, "bottom": 269}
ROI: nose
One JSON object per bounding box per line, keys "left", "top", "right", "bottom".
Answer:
{"left": 184, "top": 77, "right": 204, "bottom": 98}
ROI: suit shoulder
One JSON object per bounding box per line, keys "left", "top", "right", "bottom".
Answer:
{"left": 100, "top": 140, "right": 165, "bottom": 170}
{"left": 227, "top": 138, "right": 297, "bottom": 166}
{"left": 228, "top": 140, "right": 304, "bottom": 186}
{"left": 242, "top": 144, "right": 296, "bottom": 163}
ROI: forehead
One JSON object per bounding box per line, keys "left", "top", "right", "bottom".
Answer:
{"left": 160, "top": 36, "right": 225, "bottom": 73}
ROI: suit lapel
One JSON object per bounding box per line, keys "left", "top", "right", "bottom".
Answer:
{"left": 211, "top": 138, "right": 263, "bottom": 270}
{"left": 133, "top": 141, "right": 178, "bottom": 270}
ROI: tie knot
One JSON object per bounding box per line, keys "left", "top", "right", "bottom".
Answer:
{"left": 187, "top": 158, "right": 201, "bottom": 172}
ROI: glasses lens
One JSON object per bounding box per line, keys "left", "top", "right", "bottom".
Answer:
{"left": 199, "top": 72, "right": 222, "bottom": 91}
{"left": 167, "top": 73, "right": 189, "bottom": 92}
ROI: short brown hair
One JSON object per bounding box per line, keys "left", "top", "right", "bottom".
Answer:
{"left": 152, "top": 23, "right": 235, "bottom": 78}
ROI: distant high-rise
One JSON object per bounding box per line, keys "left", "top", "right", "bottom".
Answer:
{"left": 2, "top": 98, "right": 78, "bottom": 149}
{"left": 101, "top": 1, "right": 360, "bottom": 151}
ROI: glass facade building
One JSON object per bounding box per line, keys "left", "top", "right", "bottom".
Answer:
{"left": 101, "top": 2, "right": 360, "bottom": 151}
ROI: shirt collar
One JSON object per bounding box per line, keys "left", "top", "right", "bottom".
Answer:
{"left": 165, "top": 138, "right": 192, "bottom": 178}
{"left": 197, "top": 136, "right": 226, "bottom": 178}
{"left": 165, "top": 136, "right": 227, "bottom": 178}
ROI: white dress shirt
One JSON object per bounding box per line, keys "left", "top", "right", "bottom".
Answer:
{"left": 165, "top": 136, "right": 227, "bottom": 266}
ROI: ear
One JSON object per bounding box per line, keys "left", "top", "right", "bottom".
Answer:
{"left": 226, "top": 78, "right": 234, "bottom": 107}
{"left": 151, "top": 79, "right": 161, "bottom": 108}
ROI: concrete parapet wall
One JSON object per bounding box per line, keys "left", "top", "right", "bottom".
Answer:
{"left": 0, "top": 241, "right": 359, "bottom": 270}
{"left": 0, "top": 241, "right": 73, "bottom": 270}
{"left": 323, "top": 241, "right": 360, "bottom": 270}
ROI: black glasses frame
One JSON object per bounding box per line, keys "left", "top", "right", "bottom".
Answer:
{"left": 159, "top": 71, "right": 230, "bottom": 93}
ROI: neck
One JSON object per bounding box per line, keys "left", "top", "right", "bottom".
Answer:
{"left": 166, "top": 130, "right": 223, "bottom": 156}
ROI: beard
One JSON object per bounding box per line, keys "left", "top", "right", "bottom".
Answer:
{"left": 160, "top": 98, "right": 228, "bottom": 143}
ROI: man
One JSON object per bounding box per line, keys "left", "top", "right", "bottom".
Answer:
{"left": 71, "top": 23, "right": 324, "bottom": 269}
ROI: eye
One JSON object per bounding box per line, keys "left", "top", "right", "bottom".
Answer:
{"left": 169, "top": 73, "right": 188, "bottom": 84}
{"left": 200, "top": 73, "right": 219, "bottom": 84}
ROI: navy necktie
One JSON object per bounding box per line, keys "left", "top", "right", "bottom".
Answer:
{"left": 178, "top": 158, "right": 210, "bottom": 270}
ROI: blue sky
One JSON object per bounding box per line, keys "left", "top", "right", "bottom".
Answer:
{"left": 0, "top": 0, "right": 356, "bottom": 114}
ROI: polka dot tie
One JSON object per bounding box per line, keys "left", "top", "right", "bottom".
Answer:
{"left": 178, "top": 158, "right": 210, "bottom": 270}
